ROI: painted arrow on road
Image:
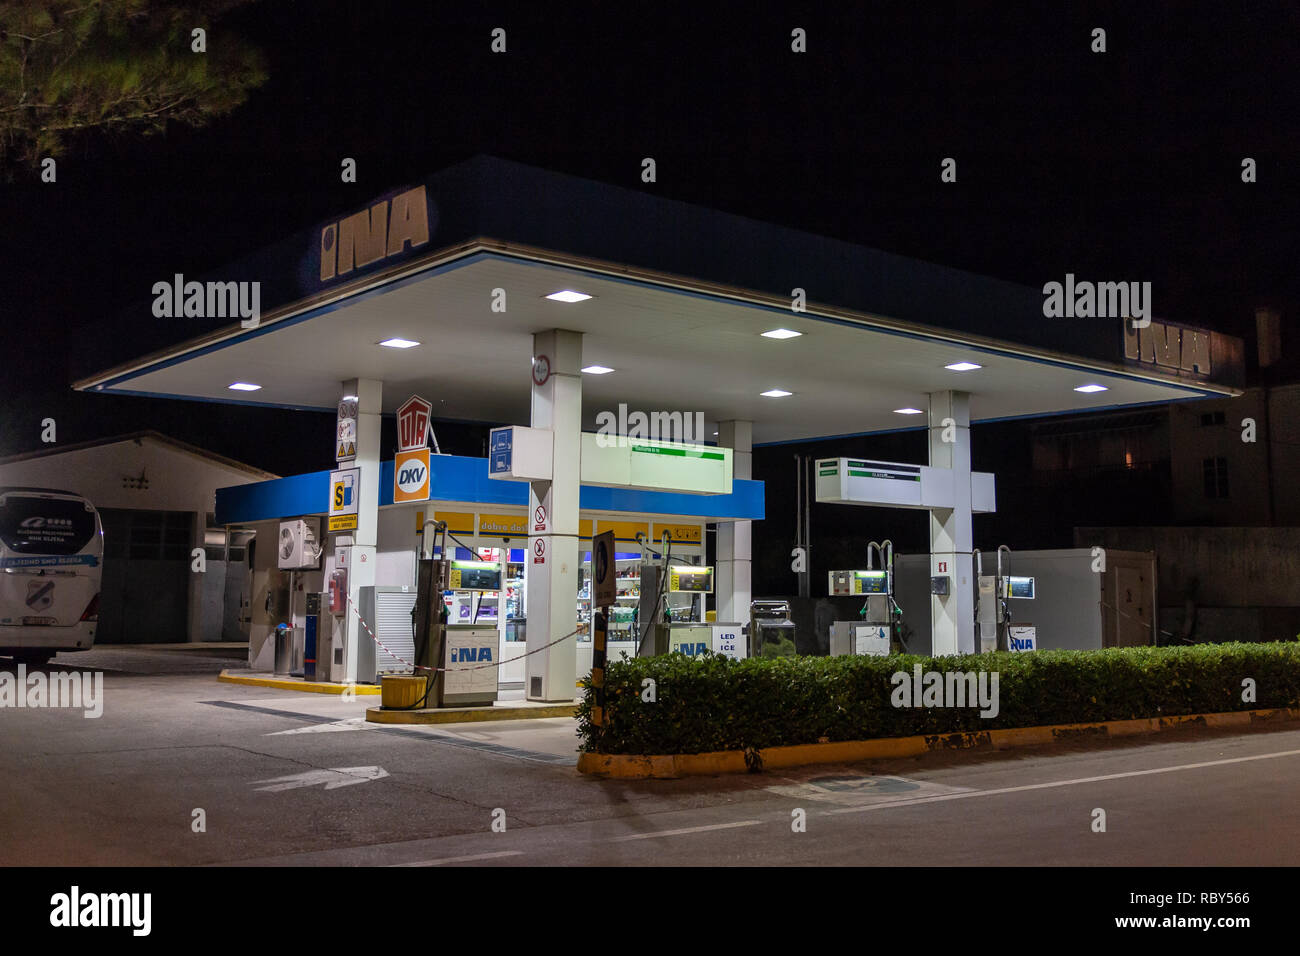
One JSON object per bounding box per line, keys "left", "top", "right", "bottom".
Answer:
{"left": 253, "top": 766, "right": 389, "bottom": 792}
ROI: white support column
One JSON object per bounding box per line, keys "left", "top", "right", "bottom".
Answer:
{"left": 526, "top": 330, "right": 582, "bottom": 701}
{"left": 928, "top": 391, "right": 975, "bottom": 656}
{"left": 342, "top": 377, "right": 381, "bottom": 682}
{"left": 716, "top": 420, "right": 752, "bottom": 625}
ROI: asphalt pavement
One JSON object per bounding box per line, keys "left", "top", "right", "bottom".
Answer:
{"left": 3, "top": 644, "right": 1299, "bottom": 867}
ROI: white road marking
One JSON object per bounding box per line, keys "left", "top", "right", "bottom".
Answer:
{"left": 266, "top": 717, "right": 372, "bottom": 735}
{"left": 252, "top": 766, "right": 389, "bottom": 792}
{"left": 611, "top": 820, "right": 763, "bottom": 842}
{"left": 392, "top": 851, "right": 525, "bottom": 866}
{"left": 828, "top": 747, "right": 1300, "bottom": 814}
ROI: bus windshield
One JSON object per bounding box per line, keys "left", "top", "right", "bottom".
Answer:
{"left": 0, "top": 492, "right": 99, "bottom": 559}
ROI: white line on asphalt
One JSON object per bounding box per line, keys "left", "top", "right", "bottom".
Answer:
{"left": 611, "top": 820, "right": 764, "bottom": 842}
{"left": 827, "top": 747, "right": 1300, "bottom": 814}
{"left": 391, "top": 851, "right": 525, "bottom": 866}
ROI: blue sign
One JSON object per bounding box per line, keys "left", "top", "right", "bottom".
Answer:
{"left": 451, "top": 647, "right": 493, "bottom": 663}
{"left": 489, "top": 428, "right": 513, "bottom": 475}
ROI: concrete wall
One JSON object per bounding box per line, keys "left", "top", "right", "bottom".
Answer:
{"left": 0, "top": 436, "right": 267, "bottom": 516}
{"left": 1169, "top": 392, "right": 1268, "bottom": 525}
{"left": 1074, "top": 526, "right": 1300, "bottom": 608}
{"left": 1075, "top": 526, "right": 1300, "bottom": 644}
{"left": 1168, "top": 385, "right": 1300, "bottom": 527}
{"left": 1268, "top": 386, "right": 1300, "bottom": 526}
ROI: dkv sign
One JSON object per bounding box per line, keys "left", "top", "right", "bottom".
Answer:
{"left": 393, "top": 395, "right": 432, "bottom": 503}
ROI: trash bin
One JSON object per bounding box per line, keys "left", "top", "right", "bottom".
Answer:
{"left": 273, "top": 623, "right": 293, "bottom": 675}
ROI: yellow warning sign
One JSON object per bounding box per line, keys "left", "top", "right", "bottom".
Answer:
{"left": 329, "top": 514, "right": 358, "bottom": 532}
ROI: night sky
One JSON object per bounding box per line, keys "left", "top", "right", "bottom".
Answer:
{"left": 2, "top": 2, "right": 1297, "bottom": 565}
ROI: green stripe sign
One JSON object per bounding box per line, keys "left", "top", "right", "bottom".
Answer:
{"left": 632, "top": 445, "right": 725, "bottom": 461}
{"left": 848, "top": 470, "right": 919, "bottom": 480}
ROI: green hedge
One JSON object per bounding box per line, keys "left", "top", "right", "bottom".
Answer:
{"left": 577, "top": 642, "right": 1300, "bottom": 755}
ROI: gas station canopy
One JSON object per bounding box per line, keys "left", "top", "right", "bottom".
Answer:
{"left": 76, "top": 155, "right": 1244, "bottom": 442}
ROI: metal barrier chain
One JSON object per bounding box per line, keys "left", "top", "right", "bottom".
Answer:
{"left": 345, "top": 592, "right": 584, "bottom": 673}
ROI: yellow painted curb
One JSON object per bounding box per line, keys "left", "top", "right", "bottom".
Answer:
{"left": 217, "top": 670, "right": 380, "bottom": 695}
{"left": 366, "top": 702, "right": 579, "bottom": 724}
{"left": 577, "top": 707, "right": 1300, "bottom": 778}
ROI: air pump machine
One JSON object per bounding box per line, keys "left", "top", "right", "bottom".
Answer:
{"left": 828, "top": 539, "right": 902, "bottom": 656}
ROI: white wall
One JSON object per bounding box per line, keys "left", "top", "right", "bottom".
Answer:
{"left": 0, "top": 436, "right": 271, "bottom": 516}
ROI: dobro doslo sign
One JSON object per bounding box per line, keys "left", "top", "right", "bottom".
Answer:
{"left": 394, "top": 395, "right": 432, "bottom": 503}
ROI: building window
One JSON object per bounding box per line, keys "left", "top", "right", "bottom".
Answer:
{"left": 1199, "top": 410, "right": 1226, "bottom": 427}
{"left": 1202, "top": 456, "right": 1229, "bottom": 499}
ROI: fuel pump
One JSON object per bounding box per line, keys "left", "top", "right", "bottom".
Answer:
{"left": 400, "top": 520, "right": 501, "bottom": 708}
{"left": 828, "top": 539, "right": 903, "bottom": 656}
{"left": 975, "top": 545, "right": 1014, "bottom": 652}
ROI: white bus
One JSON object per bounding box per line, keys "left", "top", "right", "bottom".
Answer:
{"left": 0, "top": 487, "right": 103, "bottom": 666}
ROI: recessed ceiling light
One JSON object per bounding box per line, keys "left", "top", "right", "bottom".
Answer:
{"left": 228, "top": 382, "right": 261, "bottom": 392}
{"left": 341, "top": 394, "right": 358, "bottom": 401}
{"left": 945, "top": 362, "right": 982, "bottom": 371}
{"left": 581, "top": 365, "right": 615, "bottom": 374}
{"left": 762, "top": 328, "right": 802, "bottom": 339}
{"left": 893, "top": 407, "right": 924, "bottom": 415}
{"left": 1075, "top": 384, "right": 1108, "bottom": 393}
{"left": 545, "top": 290, "right": 592, "bottom": 303}
{"left": 378, "top": 337, "right": 420, "bottom": 349}
{"left": 713, "top": 431, "right": 719, "bottom": 436}
{"left": 761, "top": 389, "right": 793, "bottom": 398}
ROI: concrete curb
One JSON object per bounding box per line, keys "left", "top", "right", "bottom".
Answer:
{"left": 365, "top": 702, "right": 579, "bottom": 724}
{"left": 217, "top": 670, "right": 381, "bottom": 695}
{"left": 576, "top": 707, "right": 1300, "bottom": 778}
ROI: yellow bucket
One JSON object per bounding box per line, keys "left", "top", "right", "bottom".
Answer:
{"left": 381, "top": 674, "right": 428, "bottom": 709}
